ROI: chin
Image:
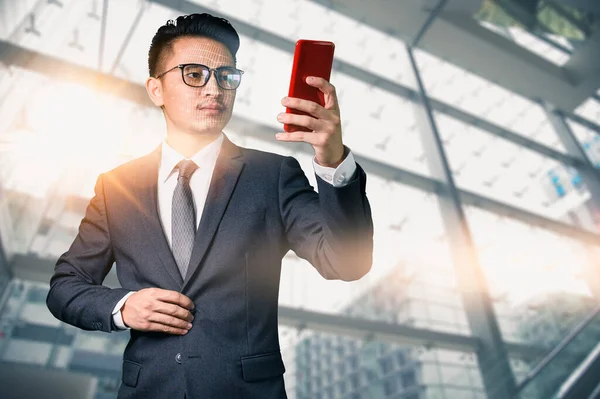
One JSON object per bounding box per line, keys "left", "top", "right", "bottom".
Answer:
{"left": 190, "top": 121, "right": 225, "bottom": 135}
{"left": 191, "top": 115, "right": 231, "bottom": 133}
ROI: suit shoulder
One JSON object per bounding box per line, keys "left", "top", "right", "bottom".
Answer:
{"left": 239, "top": 146, "right": 290, "bottom": 166}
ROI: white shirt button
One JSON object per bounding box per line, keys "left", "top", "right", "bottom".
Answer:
{"left": 323, "top": 174, "right": 333, "bottom": 182}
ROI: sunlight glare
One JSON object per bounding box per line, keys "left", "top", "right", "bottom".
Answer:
{"left": 6, "top": 82, "right": 125, "bottom": 197}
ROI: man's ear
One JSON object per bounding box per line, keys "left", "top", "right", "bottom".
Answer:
{"left": 146, "top": 77, "right": 164, "bottom": 107}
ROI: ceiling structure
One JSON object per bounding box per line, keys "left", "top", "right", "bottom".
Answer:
{"left": 309, "top": 0, "right": 600, "bottom": 111}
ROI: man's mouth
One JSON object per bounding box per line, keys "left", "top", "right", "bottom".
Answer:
{"left": 200, "top": 103, "right": 225, "bottom": 111}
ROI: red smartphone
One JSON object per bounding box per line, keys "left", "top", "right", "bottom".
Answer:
{"left": 284, "top": 40, "right": 335, "bottom": 133}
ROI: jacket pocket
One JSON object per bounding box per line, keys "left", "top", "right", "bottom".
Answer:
{"left": 122, "top": 360, "right": 141, "bottom": 387}
{"left": 240, "top": 351, "right": 286, "bottom": 382}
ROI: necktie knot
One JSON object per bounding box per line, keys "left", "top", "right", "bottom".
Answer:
{"left": 177, "top": 160, "right": 198, "bottom": 180}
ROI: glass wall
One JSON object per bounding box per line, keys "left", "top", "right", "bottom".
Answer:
{"left": 0, "top": 0, "right": 599, "bottom": 398}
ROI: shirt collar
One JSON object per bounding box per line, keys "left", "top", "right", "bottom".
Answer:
{"left": 159, "top": 133, "right": 224, "bottom": 183}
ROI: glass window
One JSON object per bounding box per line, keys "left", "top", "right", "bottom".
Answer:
{"left": 439, "top": 364, "right": 471, "bottom": 387}
{"left": 401, "top": 369, "right": 417, "bottom": 387}
{"left": 465, "top": 205, "right": 597, "bottom": 344}
{"left": 568, "top": 120, "right": 600, "bottom": 169}
{"left": 427, "top": 304, "right": 458, "bottom": 325}
{"left": 396, "top": 350, "right": 406, "bottom": 367}
{"left": 383, "top": 376, "right": 397, "bottom": 395}
{"left": 339, "top": 380, "right": 347, "bottom": 395}
{"left": 425, "top": 385, "right": 445, "bottom": 399}
{"left": 19, "top": 303, "right": 61, "bottom": 328}
{"left": 379, "top": 356, "right": 393, "bottom": 374}
{"left": 2, "top": 339, "right": 51, "bottom": 365}
{"left": 420, "top": 362, "right": 441, "bottom": 385}
{"left": 50, "top": 345, "right": 72, "bottom": 368}
{"left": 443, "top": 387, "right": 479, "bottom": 399}
{"left": 575, "top": 98, "right": 600, "bottom": 125}
{"left": 415, "top": 49, "right": 566, "bottom": 152}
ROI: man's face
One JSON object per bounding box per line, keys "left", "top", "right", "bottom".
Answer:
{"left": 156, "top": 36, "right": 237, "bottom": 135}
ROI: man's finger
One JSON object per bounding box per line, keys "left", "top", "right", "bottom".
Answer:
{"left": 275, "top": 131, "right": 320, "bottom": 145}
{"left": 281, "top": 97, "right": 327, "bottom": 119}
{"left": 148, "top": 312, "right": 193, "bottom": 330}
{"left": 278, "top": 113, "right": 321, "bottom": 131}
{"left": 305, "top": 76, "right": 335, "bottom": 95}
{"left": 154, "top": 302, "right": 194, "bottom": 322}
{"left": 147, "top": 322, "right": 189, "bottom": 335}
{"left": 306, "top": 76, "right": 339, "bottom": 110}
{"left": 155, "top": 289, "right": 194, "bottom": 310}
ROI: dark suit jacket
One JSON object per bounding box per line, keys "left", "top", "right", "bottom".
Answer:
{"left": 46, "top": 136, "right": 373, "bottom": 398}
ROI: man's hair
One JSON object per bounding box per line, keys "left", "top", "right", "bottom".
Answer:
{"left": 148, "top": 13, "right": 240, "bottom": 77}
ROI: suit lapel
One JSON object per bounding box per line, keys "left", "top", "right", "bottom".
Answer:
{"left": 135, "top": 146, "right": 184, "bottom": 289}
{"left": 183, "top": 136, "right": 244, "bottom": 290}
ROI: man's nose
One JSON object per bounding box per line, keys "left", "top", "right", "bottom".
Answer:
{"left": 202, "top": 72, "right": 221, "bottom": 96}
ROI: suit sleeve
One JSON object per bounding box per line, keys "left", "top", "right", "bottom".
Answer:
{"left": 279, "top": 154, "right": 374, "bottom": 281}
{"left": 46, "top": 173, "right": 131, "bottom": 332}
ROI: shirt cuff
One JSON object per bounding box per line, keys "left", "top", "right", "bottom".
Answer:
{"left": 112, "top": 291, "right": 136, "bottom": 330}
{"left": 313, "top": 148, "right": 357, "bottom": 187}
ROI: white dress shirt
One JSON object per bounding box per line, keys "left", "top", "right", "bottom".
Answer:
{"left": 112, "top": 133, "right": 357, "bottom": 330}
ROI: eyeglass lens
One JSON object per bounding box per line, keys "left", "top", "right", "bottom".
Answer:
{"left": 183, "top": 65, "right": 241, "bottom": 89}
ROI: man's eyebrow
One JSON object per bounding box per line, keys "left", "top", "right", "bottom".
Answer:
{"left": 182, "top": 62, "right": 235, "bottom": 68}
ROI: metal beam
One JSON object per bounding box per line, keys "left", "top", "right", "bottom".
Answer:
{"left": 407, "top": 43, "right": 516, "bottom": 398}
{"left": 98, "top": 0, "right": 109, "bottom": 71}
{"left": 543, "top": 103, "right": 600, "bottom": 298}
{"left": 563, "top": 110, "right": 600, "bottom": 136}
{"left": 10, "top": 253, "right": 121, "bottom": 289}
{"left": 562, "top": 26, "right": 600, "bottom": 109}
{"left": 2, "top": 39, "right": 600, "bottom": 247}
{"left": 411, "top": 0, "right": 447, "bottom": 47}
{"left": 0, "top": 40, "right": 152, "bottom": 106}
{"left": 278, "top": 306, "right": 545, "bottom": 360}
{"left": 516, "top": 304, "right": 600, "bottom": 394}
{"left": 148, "top": 0, "right": 585, "bottom": 171}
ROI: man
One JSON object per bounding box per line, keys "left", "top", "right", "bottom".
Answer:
{"left": 46, "top": 13, "right": 373, "bottom": 399}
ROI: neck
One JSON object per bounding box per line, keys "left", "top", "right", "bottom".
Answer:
{"left": 165, "top": 130, "right": 220, "bottom": 158}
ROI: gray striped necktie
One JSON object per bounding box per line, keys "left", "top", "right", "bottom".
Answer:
{"left": 172, "top": 160, "right": 199, "bottom": 279}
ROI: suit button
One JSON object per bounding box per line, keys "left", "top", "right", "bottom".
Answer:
{"left": 176, "top": 353, "right": 182, "bottom": 364}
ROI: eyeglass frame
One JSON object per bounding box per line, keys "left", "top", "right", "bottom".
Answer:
{"left": 154, "top": 63, "right": 244, "bottom": 90}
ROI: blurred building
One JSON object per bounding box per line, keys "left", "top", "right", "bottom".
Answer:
{"left": 1, "top": 0, "right": 600, "bottom": 398}
{"left": 290, "top": 260, "right": 600, "bottom": 398}
{"left": 0, "top": 279, "right": 128, "bottom": 399}
{"left": 294, "top": 261, "right": 484, "bottom": 398}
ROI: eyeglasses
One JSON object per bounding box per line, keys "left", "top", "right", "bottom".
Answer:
{"left": 155, "top": 63, "right": 244, "bottom": 90}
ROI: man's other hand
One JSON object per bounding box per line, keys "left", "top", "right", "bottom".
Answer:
{"left": 121, "top": 288, "right": 195, "bottom": 335}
